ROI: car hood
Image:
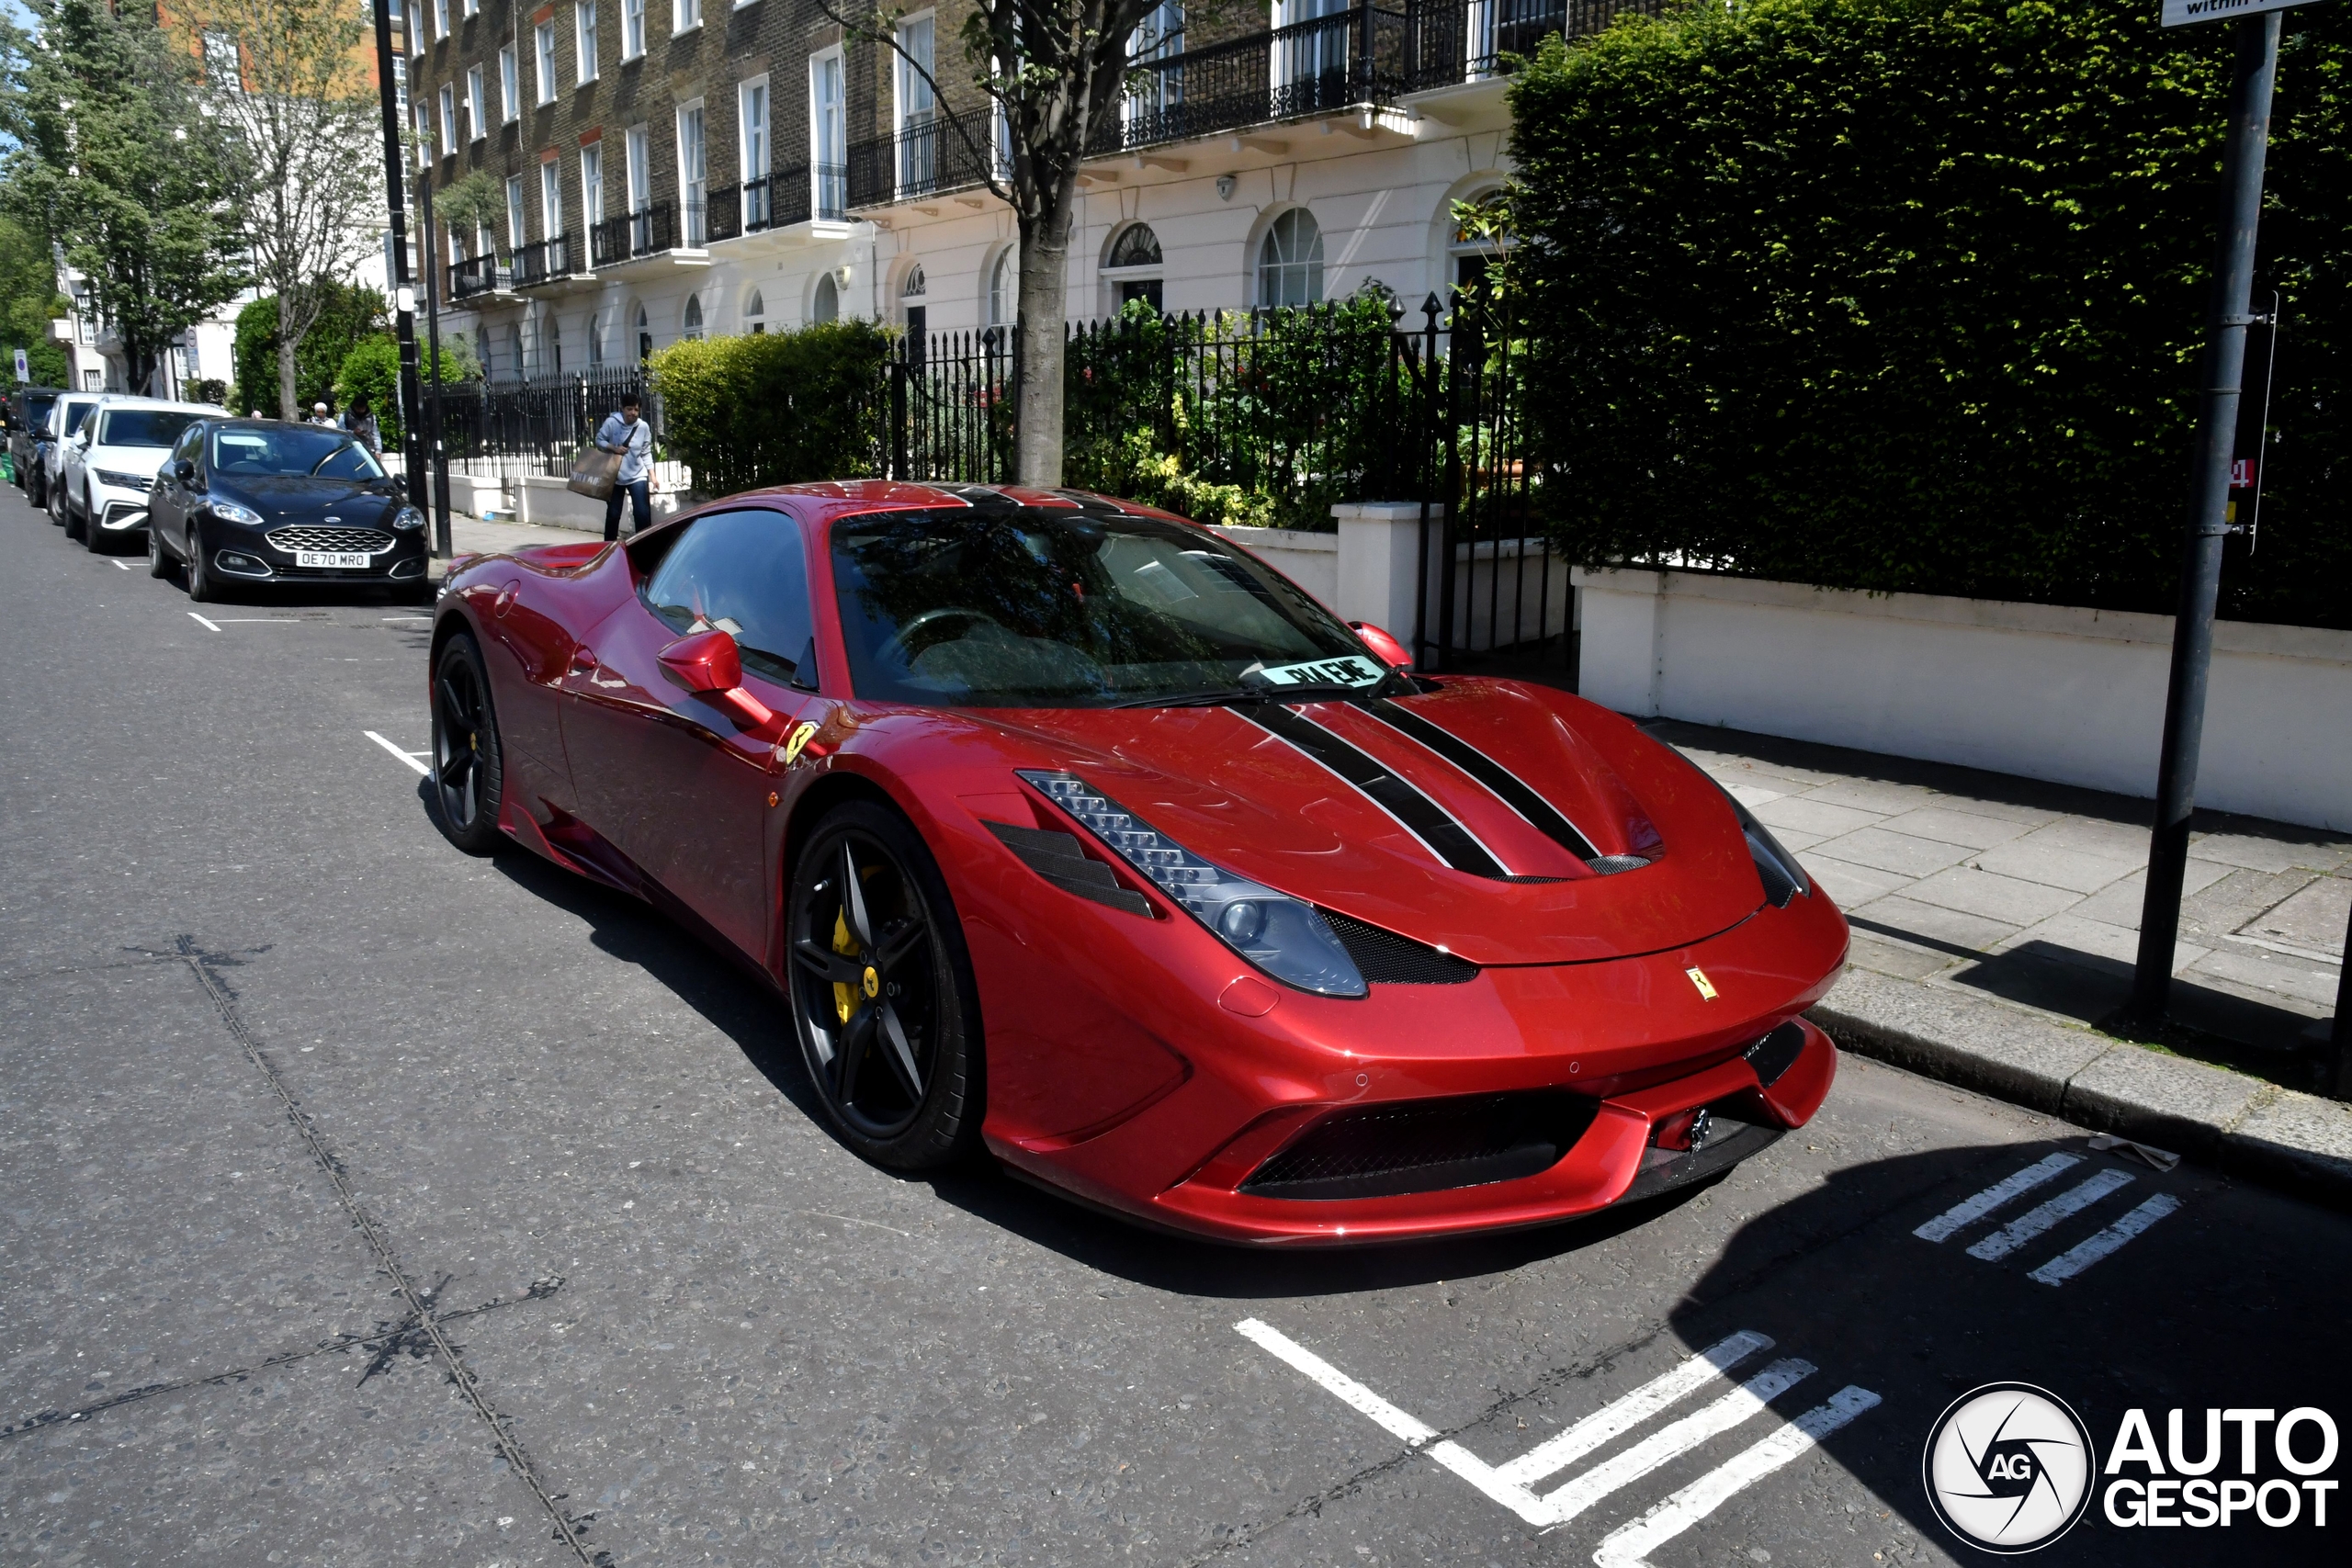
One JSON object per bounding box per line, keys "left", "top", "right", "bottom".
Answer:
{"left": 214, "top": 473, "right": 402, "bottom": 524}
{"left": 938, "top": 679, "right": 1767, "bottom": 966}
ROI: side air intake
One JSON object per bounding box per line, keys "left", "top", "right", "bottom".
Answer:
{"left": 985, "top": 820, "right": 1153, "bottom": 918}
{"left": 1241, "top": 1090, "right": 1600, "bottom": 1201}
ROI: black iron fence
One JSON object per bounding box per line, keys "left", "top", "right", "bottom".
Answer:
{"left": 432, "top": 365, "right": 655, "bottom": 484}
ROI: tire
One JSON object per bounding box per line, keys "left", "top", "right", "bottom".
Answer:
{"left": 51, "top": 480, "right": 74, "bottom": 536}
{"left": 146, "top": 519, "right": 172, "bottom": 578}
{"left": 429, "top": 632, "right": 506, "bottom": 855}
{"left": 785, "top": 801, "right": 984, "bottom": 1171}
{"left": 185, "top": 538, "right": 219, "bottom": 603}
{"left": 83, "top": 490, "right": 111, "bottom": 553}
{"left": 28, "top": 467, "right": 46, "bottom": 512}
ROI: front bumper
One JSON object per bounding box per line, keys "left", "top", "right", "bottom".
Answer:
{"left": 201, "top": 519, "right": 428, "bottom": 583}
{"left": 94, "top": 487, "right": 153, "bottom": 532}
{"left": 975, "top": 857, "right": 1849, "bottom": 1247}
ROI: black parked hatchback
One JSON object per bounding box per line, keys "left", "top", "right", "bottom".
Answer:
{"left": 147, "top": 419, "right": 429, "bottom": 602}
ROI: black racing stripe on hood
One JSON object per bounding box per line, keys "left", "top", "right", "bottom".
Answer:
{"left": 1238, "top": 705, "right": 1510, "bottom": 879}
{"left": 1355, "top": 697, "right": 1602, "bottom": 861}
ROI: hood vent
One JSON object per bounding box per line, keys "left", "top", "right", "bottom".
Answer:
{"left": 984, "top": 820, "right": 1152, "bottom": 918}
{"left": 1317, "top": 909, "right": 1477, "bottom": 985}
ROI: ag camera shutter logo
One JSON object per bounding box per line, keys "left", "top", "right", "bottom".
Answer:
{"left": 1923, "top": 1383, "right": 2097, "bottom": 1552}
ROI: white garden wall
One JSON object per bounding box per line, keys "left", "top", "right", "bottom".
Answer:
{"left": 1573, "top": 567, "right": 2352, "bottom": 831}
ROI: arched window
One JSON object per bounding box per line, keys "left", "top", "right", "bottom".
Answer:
{"left": 900, "top": 264, "right": 926, "bottom": 354}
{"left": 507, "top": 323, "right": 525, "bottom": 379}
{"left": 1103, "top": 222, "right": 1163, "bottom": 313}
{"left": 901, "top": 265, "right": 926, "bottom": 299}
{"left": 1257, "top": 209, "right": 1323, "bottom": 308}
{"left": 1107, "top": 222, "right": 1161, "bottom": 269}
{"left": 812, "top": 272, "right": 839, "bottom": 323}
{"left": 682, "top": 294, "right": 705, "bottom": 341}
{"left": 545, "top": 316, "right": 562, "bottom": 375}
{"left": 588, "top": 310, "right": 605, "bottom": 367}
{"left": 744, "top": 288, "right": 766, "bottom": 334}
{"left": 987, "top": 248, "right": 1017, "bottom": 329}
{"left": 636, "top": 303, "right": 651, "bottom": 361}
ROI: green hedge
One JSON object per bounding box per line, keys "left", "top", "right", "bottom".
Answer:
{"left": 331, "top": 334, "right": 473, "bottom": 445}
{"left": 1509, "top": 0, "right": 2349, "bottom": 628}
{"left": 649, "top": 321, "right": 893, "bottom": 497}
{"left": 230, "top": 283, "right": 389, "bottom": 418}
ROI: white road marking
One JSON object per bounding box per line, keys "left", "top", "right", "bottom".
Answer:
{"left": 1590, "top": 1387, "right": 1884, "bottom": 1568}
{"left": 187, "top": 611, "right": 221, "bottom": 632}
{"left": 365, "top": 730, "right": 432, "bottom": 776}
{"left": 382, "top": 615, "right": 432, "bottom": 622}
{"left": 2027, "top": 1192, "right": 2184, "bottom": 1285}
{"left": 1538, "top": 1359, "right": 1815, "bottom": 1526}
{"left": 1238, "top": 1322, "right": 1874, "bottom": 1538}
{"left": 210, "top": 617, "right": 303, "bottom": 624}
{"left": 1234, "top": 1318, "right": 1436, "bottom": 1448}
{"left": 1965, "top": 1169, "right": 2136, "bottom": 1260}
{"left": 1915, "top": 1152, "right": 2083, "bottom": 1242}
{"left": 112, "top": 558, "right": 130, "bottom": 570}
{"left": 1496, "top": 1331, "right": 1774, "bottom": 1487}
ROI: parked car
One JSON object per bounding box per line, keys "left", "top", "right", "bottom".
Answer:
{"left": 147, "top": 418, "right": 428, "bottom": 601}
{"left": 62, "top": 397, "right": 227, "bottom": 553}
{"left": 41, "top": 392, "right": 109, "bottom": 528}
{"left": 8, "top": 386, "right": 62, "bottom": 495}
{"left": 425, "top": 482, "right": 1847, "bottom": 1246}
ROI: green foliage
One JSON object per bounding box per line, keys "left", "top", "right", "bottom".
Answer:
{"left": 430, "top": 171, "right": 507, "bottom": 250}
{"left": 0, "top": 0, "right": 243, "bottom": 389}
{"left": 332, "top": 333, "right": 472, "bottom": 444}
{"left": 1063, "top": 294, "right": 1408, "bottom": 529}
{"left": 0, "top": 214, "right": 67, "bottom": 387}
{"left": 188, "top": 377, "right": 228, "bottom": 406}
{"left": 231, "top": 284, "right": 386, "bottom": 415}
{"left": 650, "top": 321, "right": 894, "bottom": 496}
{"left": 1508, "top": 0, "right": 2350, "bottom": 628}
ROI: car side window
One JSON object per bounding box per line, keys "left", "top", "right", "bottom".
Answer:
{"left": 640, "top": 508, "right": 813, "bottom": 686}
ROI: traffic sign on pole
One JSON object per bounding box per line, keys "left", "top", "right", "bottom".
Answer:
{"left": 2162, "top": 0, "right": 2323, "bottom": 26}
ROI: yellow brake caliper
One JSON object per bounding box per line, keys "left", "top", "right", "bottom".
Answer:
{"left": 831, "top": 908, "right": 862, "bottom": 1025}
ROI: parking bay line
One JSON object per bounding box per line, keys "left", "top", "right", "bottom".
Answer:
{"left": 1236, "top": 1320, "right": 1879, "bottom": 1540}
{"left": 2028, "top": 1192, "right": 2184, "bottom": 1285}
{"left": 1914, "top": 1151, "right": 2083, "bottom": 1242}
{"left": 365, "top": 730, "right": 431, "bottom": 776}
{"left": 1496, "top": 1330, "right": 1773, "bottom": 1486}
{"left": 187, "top": 611, "right": 220, "bottom": 632}
{"left": 112, "top": 558, "right": 130, "bottom": 570}
{"left": 1965, "top": 1168, "right": 2137, "bottom": 1261}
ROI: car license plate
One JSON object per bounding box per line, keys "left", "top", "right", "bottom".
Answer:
{"left": 295, "top": 550, "right": 372, "bottom": 570}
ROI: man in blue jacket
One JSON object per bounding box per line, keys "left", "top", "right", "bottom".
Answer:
{"left": 594, "top": 391, "right": 656, "bottom": 541}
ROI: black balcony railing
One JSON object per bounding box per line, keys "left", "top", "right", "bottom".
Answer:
{"left": 511, "top": 234, "right": 574, "bottom": 287}
{"left": 588, "top": 202, "right": 678, "bottom": 267}
{"left": 449, "top": 253, "right": 507, "bottom": 300}
{"left": 842, "top": 0, "right": 1657, "bottom": 209}
{"left": 815, "top": 162, "right": 847, "bottom": 221}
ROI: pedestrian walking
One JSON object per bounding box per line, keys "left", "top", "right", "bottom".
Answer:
{"left": 594, "top": 391, "right": 657, "bottom": 542}
{"left": 345, "top": 397, "right": 382, "bottom": 456}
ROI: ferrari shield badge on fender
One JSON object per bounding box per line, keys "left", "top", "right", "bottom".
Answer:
{"left": 779, "top": 721, "right": 820, "bottom": 769}
{"left": 1686, "top": 967, "right": 1719, "bottom": 1000}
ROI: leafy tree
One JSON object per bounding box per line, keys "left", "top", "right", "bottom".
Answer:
{"left": 1508, "top": 0, "right": 2348, "bottom": 628}
{"left": 820, "top": 0, "right": 1247, "bottom": 485}
{"left": 231, "top": 283, "right": 386, "bottom": 415}
{"left": 334, "top": 333, "right": 472, "bottom": 444}
{"left": 190, "top": 0, "right": 382, "bottom": 420}
{"left": 0, "top": 213, "right": 70, "bottom": 386}
{"left": 0, "top": 0, "right": 243, "bottom": 393}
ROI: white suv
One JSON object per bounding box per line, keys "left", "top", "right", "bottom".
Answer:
{"left": 64, "top": 397, "right": 228, "bottom": 553}
{"left": 42, "top": 392, "right": 112, "bottom": 529}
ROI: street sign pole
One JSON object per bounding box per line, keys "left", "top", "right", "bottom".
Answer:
{"left": 2128, "top": 10, "right": 2283, "bottom": 1027}
{"left": 368, "top": 0, "right": 427, "bottom": 518}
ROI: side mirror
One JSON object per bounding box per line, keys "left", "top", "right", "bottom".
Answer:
{"left": 656, "top": 630, "right": 775, "bottom": 728}
{"left": 1349, "top": 621, "right": 1414, "bottom": 671}
{"left": 174, "top": 458, "right": 195, "bottom": 483}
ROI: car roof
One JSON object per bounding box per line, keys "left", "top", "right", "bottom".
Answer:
{"left": 93, "top": 397, "right": 230, "bottom": 416}
{"left": 636, "top": 479, "right": 1198, "bottom": 547}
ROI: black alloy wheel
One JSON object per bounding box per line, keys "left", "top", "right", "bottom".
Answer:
{"left": 83, "top": 490, "right": 112, "bottom": 554}
{"left": 55, "top": 482, "right": 79, "bottom": 540}
{"left": 786, "top": 802, "right": 980, "bottom": 1170}
{"left": 146, "top": 519, "right": 172, "bottom": 578}
{"left": 185, "top": 536, "right": 219, "bottom": 603}
{"left": 430, "top": 634, "right": 505, "bottom": 854}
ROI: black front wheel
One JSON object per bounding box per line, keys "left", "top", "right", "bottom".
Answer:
{"left": 429, "top": 633, "right": 506, "bottom": 854}
{"left": 786, "top": 802, "right": 982, "bottom": 1170}
{"left": 146, "top": 519, "right": 173, "bottom": 578}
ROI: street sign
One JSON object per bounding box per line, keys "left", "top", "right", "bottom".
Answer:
{"left": 2164, "top": 0, "right": 2325, "bottom": 28}
{"left": 11, "top": 349, "right": 25, "bottom": 383}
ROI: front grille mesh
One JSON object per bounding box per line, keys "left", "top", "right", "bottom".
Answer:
{"left": 266, "top": 525, "right": 392, "bottom": 554}
{"left": 1242, "top": 1090, "right": 1599, "bottom": 1201}
{"left": 1319, "top": 909, "right": 1477, "bottom": 984}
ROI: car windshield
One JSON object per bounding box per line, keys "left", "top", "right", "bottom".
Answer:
{"left": 58, "top": 400, "right": 95, "bottom": 435}
{"left": 831, "top": 506, "right": 1391, "bottom": 708}
{"left": 99, "top": 409, "right": 205, "bottom": 448}
{"left": 209, "top": 425, "right": 386, "bottom": 479}
{"left": 23, "top": 392, "right": 56, "bottom": 426}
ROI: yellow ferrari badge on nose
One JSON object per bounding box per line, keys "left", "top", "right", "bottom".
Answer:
{"left": 1686, "top": 967, "right": 1718, "bottom": 1000}
{"left": 781, "top": 720, "right": 819, "bottom": 768}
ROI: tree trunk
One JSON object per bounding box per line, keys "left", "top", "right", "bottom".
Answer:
{"left": 276, "top": 325, "right": 300, "bottom": 421}
{"left": 1013, "top": 200, "right": 1074, "bottom": 487}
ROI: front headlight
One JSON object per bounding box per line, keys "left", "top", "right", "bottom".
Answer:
{"left": 209, "top": 500, "right": 265, "bottom": 527}
{"left": 95, "top": 469, "right": 153, "bottom": 491}
{"left": 1021, "top": 770, "right": 1367, "bottom": 998}
{"left": 1726, "top": 792, "right": 1810, "bottom": 908}
{"left": 391, "top": 506, "right": 425, "bottom": 530}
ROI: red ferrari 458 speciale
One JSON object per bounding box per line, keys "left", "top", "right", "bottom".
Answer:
{"left": 428, "top": 480, "right": 1847, "bottom": 1245}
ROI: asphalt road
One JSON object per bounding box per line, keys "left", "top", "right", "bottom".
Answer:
{"left": 2, "top": 482, "right": 2344, "bottom": 1568}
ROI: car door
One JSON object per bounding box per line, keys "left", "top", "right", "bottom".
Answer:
{"left": 152, "top": 424, "right": 199, "bottom": 551}
{"left": 557, "top": 506, "right": 822, "bottom": 961}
